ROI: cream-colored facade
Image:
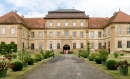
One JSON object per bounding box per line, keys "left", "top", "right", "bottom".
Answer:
{"left": 1, "top": 9, "right": 130, "bottom": 53}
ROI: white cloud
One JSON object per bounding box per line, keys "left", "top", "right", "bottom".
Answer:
{"left": 3, "top": 0, "right": 130, "bottom": 17}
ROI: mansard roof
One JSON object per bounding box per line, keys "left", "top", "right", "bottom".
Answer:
{"left": 44, "top": 9, "right": 89, "bottom": 19}
{"left": 88, "top": 17, "right": 109, "bottom": 29}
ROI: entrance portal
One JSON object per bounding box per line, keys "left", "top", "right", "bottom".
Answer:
{"left": 63, "top": 44, "right": 70, "bottom": 54}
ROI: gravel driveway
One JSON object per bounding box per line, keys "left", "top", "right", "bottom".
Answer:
{"left": 18, "top": 54, "right": 114, "bottom": 79}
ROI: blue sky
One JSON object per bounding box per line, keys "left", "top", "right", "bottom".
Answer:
{"left": 0, "top": 0, "right": 130, "bottom": 17}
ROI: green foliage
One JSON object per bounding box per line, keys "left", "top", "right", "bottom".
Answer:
{"left": 86, "top": 42, "right": 90, "bottom": 57}
{"left": 44, "top": 50, "right": 54, "bottom": 59}
{"left": 34, "top": 53, "right": 42, "bottom": 61}
{"left": 106, "top": 60, "right": 117, "bottom": 70}
{"left": 12, "top": 61, "right": 23, "bottom": 71}
{"left": 0, "top": 42, "right": 7, "bottom": 54}
{"left": 95, "top": 57, "right": 102, "bottom": 64}
{"left": 28, "top": 58, "right": 34, "bottom": 65}
{"left": 12, "top": 54, "right": 17, "bottom": 59}
{"left": 69, "top": 51, "right": 73, "bottom": 54}
{"left": 89, "top": 53, "right": 96, "bottom": 61}
{"left": 99, "top": 49, "right": 109, "bottom": 61}
{"left": 114, "top": 52, "right": 119, "bottom": 58}
{"left": 60, "top": 51, "right": 63, "bottom": 54}
{"left": 40, "top": 49, "right": 44, "bottom": 59}
{"left": 120, "top": 53, "right": 124, "bottom": 56}
{"left": 18, "top": 49, "right": 31, "bottom": 63}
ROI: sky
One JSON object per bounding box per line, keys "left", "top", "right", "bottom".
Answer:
{"left": 0, "top": 0, "right": 130, "bottom": 18}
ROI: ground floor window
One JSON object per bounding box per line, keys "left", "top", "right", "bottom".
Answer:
{"left": 118, "top": 41, "right": 122, "bottom": 48}
{"left": 49, "top": 43, "right": 52, "bottom": 49}
{"left": 98, "top": 43, "right": 102, "bottom": 49}
{"left": 90, "top": 43, "right": 94, "bottom": 49}
{"left": 108, "top": 41, "right": 110, "bottom": 47}
{"left": 73, "top": 43, "right": 76, "bottom": 49}
{"left": 127, "top": 41, "right": 130, "bottom": 48}
{"left": 39, "top": 43, "right": 42, "bottom": 49}
{"left": 57, "top": 43, "right": 60, "bottom": 49}
{"left": 81, "top": 43, "right": 83, "bottom": 48}
{"left": 31, "top": 43, "right": 34, "bottom": 49}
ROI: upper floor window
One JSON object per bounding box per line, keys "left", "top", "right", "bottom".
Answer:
{"left": 65, "top": 22, "right": 68, "bottom": 26}
{"left": 57, "top": 22, "right": 60, "bottom": 27}
{"left": 90, "top": 31, "right": 94, "bottom": 38}
{"left": 65, "top": 31, "right": 69, "bottom": 37}
{"left": 98, "top": 31, "right": 102, "bottom": 37}
{"left": 103, "top": 30, "right": 106, "bottom": 37}
{"left": 118, "top": 41, "right": 122, "bottom": 48}
{"left": 80, "top": 32, "right": 84, "bottom": 38}
{"left": 49, "top": 22, "right": 52, "bottom": 27}
{"left": 11, "top": 28, "right": 15, "bottom": 35}
{"left": 80, "top": 22, "right": 84, "bottom": 27}
{"left": 1, "top": 27, "right": 6, "bottom": 35}
{"left": 49, "top": 32, "right": 53, "bottom": 38}
{"left": 127, "top": 41, "right": 130, "bottom": 48}
{"left": 117, "top": 27, "right": 122, "bottom": 34}
{"left": 73, "top": 32, "right": 76, "bottom": 38}
{"left": 57, "top": 32, "right": 60, "bottom": 38}
{"left": 39, "top": 32, "right": 42, "bottom": 38}
{"left": 73, "top": 21, "right": 76, "bottom": 27}
{"left": 31, "top": 32, "right": 34, "bottom": 38}
{"left": 127, "top": 27, "right": 130, "bottom": 34}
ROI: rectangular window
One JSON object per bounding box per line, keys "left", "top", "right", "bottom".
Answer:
{"left": 49, "top": 32, "right": 53, "bottom": 38}
{"left": 49, "top": 43, "right": 52, "bottom": 49}
{"left": 81, "top": 43, "right": 83, "bottom": 48}
{"left": 57, "top": 32, "right": 60, "bottom": 38}
{"left": 118, "top": 41, "right": 122, "bottom": 48}
{"left": 31, "top": 32, "right": 34, "bottom": 38}
{"left": 65, "top": 31, "right": 68, "bottom": 37}
{"left": 118, "top": 27, "right": 122, "bottom": 34}
{"left": 73, "top": 32, "right": 76, "bottom": 37}
{"left": 127, "top": 28, "right": 130, "bottom": 34}
{"left": 90, "top": 31, "right": 94, "bottom": 38}
{"left": 108, "top": 41, "right": 110, "bottom": 47}
{"left": 91, "top": 43, "right": 94, "bottom": 49}
{"left": 39, "top": 43, "right": 42, "bottom": 49}
{"left": 98, "top": 32, "right": 102, "bottom": 37}
{"left": 104, "top": 42, "right": 106, "bottom": 48}
{"left": 57, "top": 43, "right": 60, "bottom": 49}
{"left": 1, "top": 27, "right": 6, "bottom": 34}
{"left": 80, "top": 32, "right": 84, "bottom": 38}
{"left": 80, "top": 22, "right": 84, "bottom": 27}
{"left": 65, "top": 22, "right": 68, "bottom": 26}
{"left": 57, "top": 22, "right": 60, "bottom": 27}
{"left": 127, "top": 41, "right": 130, "bottom": 48}
{"left": 73, "top": 21, "right": 76, "bottom": 27}
{"left": 11, "top": 28, "right": 15, "bottom": 35}
{"left": 73, "top": 43, "right": 76, "bottom": 49}
{"left": 39, "top": 32, "right": 42, "bottom": 38}
{"left": 31, "top": 43, "right": 34, "bottom": 49}
{"left": 49, "top": 22, "right": 52, "bottom": 27}
{"left": 98, "top": 43, "right": 102, "bottom": 49}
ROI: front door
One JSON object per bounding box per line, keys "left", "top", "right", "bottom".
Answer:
{"left": 63, "top": 44, "right": 70, "bottom": 54}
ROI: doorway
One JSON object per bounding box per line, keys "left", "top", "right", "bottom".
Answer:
{"left": 63, "top": 44, "right": 70, "bottom": 54}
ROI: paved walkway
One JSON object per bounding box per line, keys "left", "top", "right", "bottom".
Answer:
{"left": 18, "top": 54, "right": 114, "bottom": 79}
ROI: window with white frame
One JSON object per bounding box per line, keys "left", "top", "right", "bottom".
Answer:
{"left": 118, "top": 41, "right": 122, "bottom": 48}
{"left": 39, "top": 32, "right": 42, "bottom": 38}
{"left": 31, "top": 32, "right": 34, "bottom": 38}
{"left": 57, "top": 32, "right": 60, "bottom": 38}
{"left": 65, "top": 22, "right": 68, "bottom": 26}
{"left": 73, "top": 43, "right": 76, "bottom": 49}
{"left": 98, "top": 31, "right": 102, "bottom": 37}
{"left": 1, "top": 27, "right": 6, "bottom": 35}
{"left": 57, "top": 43, "right": 60, "bottom": 49}
{"left": 57, "top": 22, "right": 60, "bottom": 27}
{"left": 91, "top": 43, "right": 94, "bottom": 49}
{"left": 49, "top": 22, "right": 52, "bottom": 27}
{"left": 90, "top": 31, "right": 94, "bottom": 38}
{"left": 80, "top": 21, "right": 84, "bottom": 27}
{"left": 127, "top": 41, "right": 130, "bottom": 48}
{"left": 73, "top": 21, "right": 76, "bottom": 27}
{"left": 39, "top": 43, "right": 42, "bottom": 49}
{"left": 117, "top": 27, "right": 122, "bottom": 34}
{"left": 73, "top": 32, "right": 76, "bottom": 37}
{"left": 49, "top": 32, "right": 53, "bottom": 38}
{"left": 127, "top": 27, "right": 130, "bottom": 34}
{"left": 11, "top": 28, "right": 15, "bottom": 35}
{"left": 49, "top": 43, "right": 52, "bottom": 49}
{"left": 65, "top": 31, "right": 68, "bottom": 37}
{"left": 80, "top": 32, "right": 84, "bottom": 38}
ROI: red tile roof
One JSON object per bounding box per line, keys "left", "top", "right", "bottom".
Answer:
{"left": 88, "top": 17, "right": 109, "bottom": 29}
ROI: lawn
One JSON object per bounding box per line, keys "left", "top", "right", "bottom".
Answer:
{"left": 74, "top": 53, "right": 130, "bottom": 79}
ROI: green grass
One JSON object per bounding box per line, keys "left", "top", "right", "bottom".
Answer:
{"left": 73, "top": 53, "right": 130, "bottom": 79}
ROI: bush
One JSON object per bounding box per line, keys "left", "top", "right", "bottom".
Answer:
{"left": 12, "top": 54, "right": 17, "bottom": 59}
{"left": 120, "top": 53, "right": 124, "bottom": 56}
{"left": 114, "top": 53, "right": 119, "bottom": 58}
{"left": 28, "top": 58, "right": 34, "bottom": 65}
{"left": 60, "top": 51, "right": 63, "bottom": 54}
{"left": 95, "top": 57, "right": 102, "bottom": 64}
{"left": 34, "top": 53, "right": 42, "bottom": 61}
{"left": 106, "top": 60, "right": 117, "bottom": 70}
{"left": 99, "top": 49, "right": 109, "bottom": 61}
{"left": 12, "top": 61, "right": 23, "bottom": 71}
{"left": 69, "top": 51, "right": 73, "bottom": 54}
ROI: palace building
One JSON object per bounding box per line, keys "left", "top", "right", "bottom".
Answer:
{"left": 0, "top": 9, "right": 130, "bottom": 53}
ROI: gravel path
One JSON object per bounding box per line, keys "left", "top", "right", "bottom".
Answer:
{"left": 18, "top": 54, "right": 114, "bottom": 79}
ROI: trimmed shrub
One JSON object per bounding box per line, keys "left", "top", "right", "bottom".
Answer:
{"left": 28, "top": 58, "right": 34, "bottom": 65}
{"left": 106, "top": 60, "right": 117, "bottom": 70}
{"left": 12, "top": 61, "right": 23, "bottom": 71}
{"left": 114, "top": 53, "right": 119, "bottom": 58}
{"left": 120, "top": 53, "right": 124, "bottom": 56}
{"left": 95, "top": 57, "right": 102, "bottom": 64}
{"left": 12, "top": 54, "right": 17, "bottom": 59}
{"left": 34, "top": 53, "right": 42, "bottom": 61}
